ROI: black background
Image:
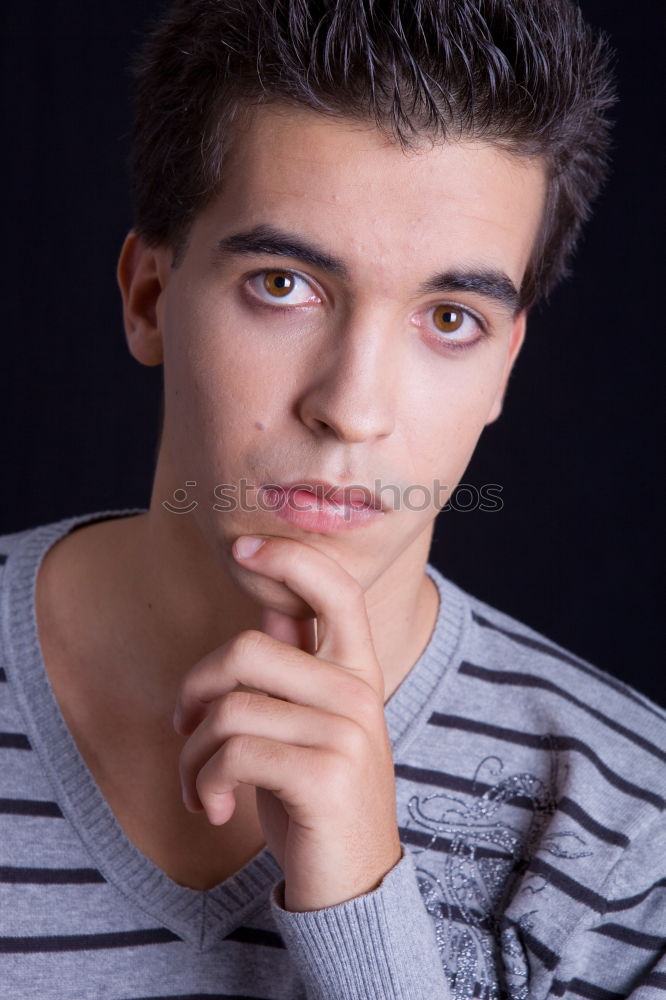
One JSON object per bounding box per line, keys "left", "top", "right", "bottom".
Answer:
{"left": 2, "top": 3, "right": 664, "bottom": 705}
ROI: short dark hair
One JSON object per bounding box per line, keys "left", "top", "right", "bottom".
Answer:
{"left": 128, "top": 0, "right": 616, "bottom": 311}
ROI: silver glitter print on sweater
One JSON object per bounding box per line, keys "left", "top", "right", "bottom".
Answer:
{"left": 405, "top": 753, "right": 592, "bottom": 999}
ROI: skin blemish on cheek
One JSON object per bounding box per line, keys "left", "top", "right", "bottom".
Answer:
{"left": 254, "top": 421, "right": 265, "bottom": 431}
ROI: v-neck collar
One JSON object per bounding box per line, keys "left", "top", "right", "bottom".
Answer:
{"left": 1, "top": 507, "right": 466, "bottom": 951}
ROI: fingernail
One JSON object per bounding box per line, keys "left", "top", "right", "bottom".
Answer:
{"left": 234, "top": 536, "right": 266, "bottom": 559}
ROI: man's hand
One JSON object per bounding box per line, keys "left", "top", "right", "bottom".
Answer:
{"left": 173, "top": 534, "right": 402, "bottom": 912}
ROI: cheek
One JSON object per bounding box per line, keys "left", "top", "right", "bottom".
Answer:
{"left": 163, "top": 290, "right": 276, "bottom": 417}
{"left": 406, "top": 359, "right": 503, "bottom": 463}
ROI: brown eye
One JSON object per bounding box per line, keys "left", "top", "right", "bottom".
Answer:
{"left": 263, "top": 271, "right": 294, "bottom": 297}
{"left": 433, "top": 306, "right": 464, "bottom": 333}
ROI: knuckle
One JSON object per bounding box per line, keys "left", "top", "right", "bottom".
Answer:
{"left": 223, "top": 731, "right": 251, "bottom": 766}
{"left": 228, "top": 628, "right": 266, "bottom": 661}
{"left": 211, "top": 690, "right": 249, "bottom": 730}
{"left": 320, "top": 750, "right": 353, "bottom": 796}
{"left": 335, "top": 717, "right": 368, "bottom": 757}
{"left": 195, "top": 733, "right": 245, "bottom": 796}
{"left": 347, "top": 677, "right": 382, "bottom": 726}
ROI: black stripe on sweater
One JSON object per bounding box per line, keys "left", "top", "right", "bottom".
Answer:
{"left": 0, "top": 731, "right": 31, "bottom": 750}
{"left": 0, "top": 797, "right": 63, "bottom": 817}
{"left": 604, "top": 877, "right": 666, "bottom": 913}
{"left": 127, "top": 994, "right": 277, "bottom": 999}
{"left": 406, "top": 906, "right": 562, "bottom": 973}
{"left": 590, "top": 922, "right": 665, "bottom": 950}
{"left": 459, "top": 661, "right": 666, "bottom": 763}
{"left": 557, "top": 798, "right": 629, "bottom": 849}
{"left": 0, "top": 927, "right": 180, "bottom": 953}
{"left": 0, "top": 554, "right": 6, "bottom": 566}
{"left": 400, "top": 824, "right": 521, "bottom": 865}
{"left": 635, "top": 971, "right": 666, "bottom": 989}
{"left": 224, "top": 926, "right": 285, "bottom": 949}
{"left": 410, "top": 828, "right": 632, "bottom": 924}
{"left": 394, "top": 763, "right": 629, "bottom": 848}
{"left": 0, "top": 866, "right": 105, "bottom": 885}
{"left": 500, "top": 916, "right": 560, "bottom": 971}
{"left": 0, "top": 668, "right": 6, "bottom": 682}
{"left": 550, "top": 979, "right": 625, "bottom": 999}
{"left": 471, "top": 611, "right": 666, "bottom": 723}
{"left": 522, "top": 930, "right": 560, "bottom": 972}
{"left": 521, "top": 926, "right": 560, "bottom": 971}
{"left": 427, "top": 714, "right": 665, "bottom": 810}
{"left": 528, "top": 856, "right": 607, "bottom": 913}
{"left": 429, "top": 902, "right": 494, "bottom": 934}
{"left": 408, "top": 897, "right": 562, "bottom": 977}
{"left": 407, "top": 827, "right": 601, "bottom": 942}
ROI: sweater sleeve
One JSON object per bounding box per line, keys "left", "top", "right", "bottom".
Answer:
{"left": 268, "top": 844, "right": 451, "bottom": 1000}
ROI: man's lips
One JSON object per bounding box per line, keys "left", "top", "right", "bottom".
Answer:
{"left": 261, "top": 480, "right": 386, "bottom": 512}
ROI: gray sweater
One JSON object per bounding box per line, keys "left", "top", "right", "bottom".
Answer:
{"left": 0, "top": 507, "right": 664, "bottom": 1000}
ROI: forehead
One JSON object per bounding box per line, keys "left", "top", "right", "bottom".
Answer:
{"left": 198, "top": 104, "right": 546, "bottom": 296}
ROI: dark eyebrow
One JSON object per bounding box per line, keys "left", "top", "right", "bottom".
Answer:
{"left": 217, "top": 224, "right": 349, "bottom": 280}
{"left": 215, "top": 224, "right": 521, "bottom": 314}
{"left": 418, "top": 269, "right": 520, "bottom": 314}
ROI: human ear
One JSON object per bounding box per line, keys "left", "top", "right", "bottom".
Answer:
{"left": 485, "top": 310, "right": 527, "bottom": 425}
{"left": 116, "top": 230, "right": 171, "bottom": 368}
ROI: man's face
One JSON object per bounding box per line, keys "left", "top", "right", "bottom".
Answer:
{"left": 141, "top": 105, "right": 545, "bottom": 615}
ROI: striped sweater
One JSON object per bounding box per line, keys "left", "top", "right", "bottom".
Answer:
{"left": 0, "top": 507, "right": 664, "bottom": 999}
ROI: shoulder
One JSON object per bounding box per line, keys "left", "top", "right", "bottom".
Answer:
{"left": 0, "top": 507, "right": 149, "bottom": 576}
{"left": 456, "top": 576, "right": 664, "bottom": 736}
{"left": 430, "top": 565, "right": 665, "bottom": 729}
{"left": 427, "top": 565, "right": 666, "bottom": 823}
{"left": 0, "top": 525, "right": 34, "bottom": 565}
{"left": 0, "top": 507, "right": 148, "bottom": 662}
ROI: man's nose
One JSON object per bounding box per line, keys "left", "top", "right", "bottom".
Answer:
{"left": 296, "top": 315, "right": 399, "bottom": 444}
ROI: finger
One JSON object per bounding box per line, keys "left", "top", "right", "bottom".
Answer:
{"left": 178, "top": 690, "right": 362, "bottom": 811}
{"left": 174, "top": 630, "right": 378, "bottom": 735}
{"left": 233, "top": 536, "right": 379, "bottom": 685}
{"left": 194, "top": 734, "right": 338, "bottom": 826}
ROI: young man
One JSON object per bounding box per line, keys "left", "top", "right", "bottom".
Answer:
{"left": 1, "top": 1, "right": 664, "bottom": 998}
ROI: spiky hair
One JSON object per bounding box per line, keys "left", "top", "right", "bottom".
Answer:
{"left": 129, "top": 0, "right": 616, "bottom": 309}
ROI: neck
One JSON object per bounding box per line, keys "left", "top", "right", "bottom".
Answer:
{"left": 92, "top": 483, "right": 439, "bottom": 710}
